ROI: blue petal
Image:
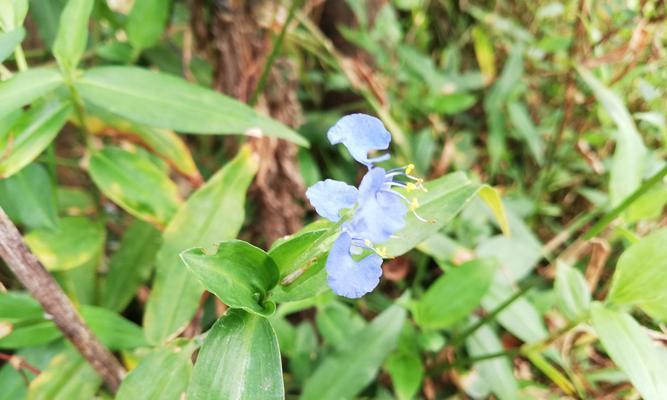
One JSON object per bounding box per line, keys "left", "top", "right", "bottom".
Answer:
{"left": 327, "top": 114, "right": 391, "bottom": 167}
{"left": 346, "top": 168, "right": 408, "bottom": 243}
{"left": 306, "top": 179, "right": 358, "bottom": 222}
{"left": 325, "top": 232, "right": 383, "bottom": 298}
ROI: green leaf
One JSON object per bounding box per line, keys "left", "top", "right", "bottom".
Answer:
{"left": 0, "top": 292, "right": 43, "bottom": 322}
{"left": 0, "top": 27, "right": 24, "bottom": 63}
{"left": 0, "top": 163, "right": 59, "bottom": 230}
{"left": 508, "top": 101, "right": 544, "bottom": 165}
{"left": 116, "top": 341, "right": 195, "bottom": 400}
{"left": 471, "top": 26, "right": 496, "bottom": 83}
{"left": 315, "top": 301, "right": 366, "bottom": 350}
{"left": 577, "top": 67, "right": 647, "bottom": 206}
{"left": 89, "top": 146, "right": 182, "bottom": 225}
{"left": 28, "top": 348, "right": 101, "bottom": 400}
{"left": 478, "top": 185, "right": 510, "bottom": 237}
{"left": 188, "top": 310, "right": 284, "bottom": 400}
{"left": 385, "top": 351, "right": 423, "bottom": 400}
{"left": 80, "top": 306, "right": 147, "bottom": 350}
{"left": 24, "top": 216, "right": 105, "bottom": 271}
{"left": 301, "top": 304, "right": 406, "bottom": 400}
{"left": 0, "top": 320, "right": 61, "bottom": 349}
{"left": 415, "top": 259, "right": 495, "bottom": 329}
{"left": 0, "top": 99, "right": 71, "bottom": 178}
{"left": 144, "top": 146, "right": 258, "bottom": 344}
{"left": 0, "top": 67, "right": 65, "bottom": 124}
{"left": 607, "top": 228, "right": 667, "bottom": 310}
{"left": 181, "top": 241, "right": 279, "bottom": 317}
{"left": 27, "top": 0, "right": 65, "bottom": 49}
{"left": 0, "top": 342, "right": 64, "bottom": 400}
{"left": 126, "top": 0, "right": 171, "bottom": 50}
{"left": 86, "top": 104, "right": 200, "bottom": 180}
{"left": 385, "top": 172, "right": 481, "bottom": 257}
{"left": 100, "top": 220, "right": 161, "bottom": 312}
{"left": 76, "top": 66, "right": 308, "bottom": 146}
{"left": 52, "top": 0, "right": 93, "bottom": 72}
{"left": 591, "top": 303, "right": 667, "bottom": 400}
{"left": 465, "top": 322, "right": 519, "bottom": 400}
{"left": 554, "top": 261, "right": 591, "bottom": 320}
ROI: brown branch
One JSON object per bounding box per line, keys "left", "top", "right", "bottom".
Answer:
{"left": 0, "top": 207, "right": 125, "bottom": 393}
{"left": 0, "top": 353, "right": 42, "bottom": 375}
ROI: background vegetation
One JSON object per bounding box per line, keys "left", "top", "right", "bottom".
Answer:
{"left": 0, "top": 0, "right": 666, "bottom": 399}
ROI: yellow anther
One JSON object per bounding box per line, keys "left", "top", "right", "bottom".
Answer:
{"left": 409, "top": 197, "right": 420, "bottom": 211}
{"left": 364, "top": 239, "right": 372, "bottom": 247}
{"left": 406, "top": 182, "right": 417, "bottom": 192}
{"left": 377, "top": 247, "right": 388, "bottom": 258}
{"left": 405, "top": 164, "right": 415, "bottom": 175}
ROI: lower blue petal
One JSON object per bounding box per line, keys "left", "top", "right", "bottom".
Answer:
{"left": 325, "top": 232, "right": 383, "bottom": 298}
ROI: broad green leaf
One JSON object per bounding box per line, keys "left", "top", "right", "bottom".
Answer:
{"left": 188, "top": 310, "right": 283, "bottom": 400}
{"left": 0, "top": 163, "right": 59, "bottom": 230}
{"left": 89, "top": 146, "right": 182, "bottom": 225}
{"left": 385, "top": 172, "right": 480, "bottom": 256}
{"left": 577, "top": 67, "right": 647, "bottom": 206}
{"left": 315, "top": 301, "right": 366, "bottom": 350}
{"left": 28, "top": 348, "right": 101, "bottom": 400}
{"left": 76, "top": 66, "right": 308, "bottom": 146}
{"left": 101, "top": 220, "right": 161, "bottom": 312}
{"left": 24, "top": 216, "right": 104, "bottom": 271}
{"left": 0, "top": 320, "right": 61, "bottom": 349}
{"left": 0, "top": 342, "right": 64, "bottom": 400}
{"left": 181, "top": 241, "right": 279, "bottom": 317}
{"left": 268, "top": 228, "right": 333, "bottom": 303}
{"left": 116, "top": 341, "right": 196, "bottom": 400}
{"left": 0, "top": 27, "right": 24, "bottom": 62}
{"left": 415, "top": 259, "right": 495, "bottom": 329}
{"left": 385, "top": 351, "right": 423, "bottom": 400}
{"left": 126, "top": 0, "right": 170, "bottom": 50}
{"left": 554, "top": 261, "right": 591, "bottom": 320}
{"left": 52, "top": 0, "right": 93, "bottom": 72}
{"left": 144, "top": 146, "right": 259, "bottom": 344}
{"left": 288, "top": 322, "right": 318, "bottom": 383}
{"left": 0, "top": 292, "right": 145, "bottom": 350}
{"left": 0, "top": 98, "right": 71, "bottom": 178}
{"left": 607, "top": 228, "right": 667, "bottom": 310}
{"left": 591, "top": 303, "right": 667, "bottom": 400}
{"left": 85, "top": 105, "right": 200, "bottom": 180}
{"left": 0, "top": 68, "right": 63, "bottom": 117}
{"left": 55, "top": 253, "right": 97, "bottom": 304}
{"left": 80, "top": 306, "right": 146, "bottom": 350}
{"left": 57, "top": 186, "right": 95, "bottom": 215}
{"left": 301, "top": 304, "right": 406, "bottom": 400}
{"left": 465, "top": 322, "right": 519, "bottom": 400}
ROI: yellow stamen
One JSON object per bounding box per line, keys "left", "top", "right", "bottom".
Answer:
{"left": 406, "top": 182, "right": 417, "bottom": 192}
{"left": 405, "top": 164, "right": 415, "bottom": 175}
{"left": 409, "top": 197, "right": 420, "bottom": 211}
{"left": 376, "top": 247, "right": 388, "bottom": 258}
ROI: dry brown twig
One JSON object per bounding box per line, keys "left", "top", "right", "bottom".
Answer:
{"left": 0, "top": 207, "right": 125, "bottom": 392}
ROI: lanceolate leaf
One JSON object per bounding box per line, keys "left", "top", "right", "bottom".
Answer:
{"left": 75, "top": 66, "right": 308, "bottom": 146}
{"left": 0, "top": 99, "right": 71, "bottom": 178}
{"left": 577, "top": 67, "right": 647, "bottom": 206}
{"left": 24, "top": 216, "right": 105, "bottom": 271}
{"left": 144, "top": 146, "right": 259, "bottom": 344}
{"left": 415, "top": 259, "right": 495, "bottom": 329}
{"left": 591, "top": 303, "right": 667, "bottom": 400}
{"left": 0, "top": 27, "right": 25, "bottom": 63}
{"left": 181, "top": 241, "right": 279, "bottom": 317}
{"left": 116, "top": 341, "right": 196, "bottom": 400}
{"left": 188, "top": 310, "right": 284, "bottom": 400}
{"left": 52, "top": 0, "right": 94, "bottom": 72}
{"left": 89, "top": 146, "right": 182, "bottom": 226}
{"left": 301, "top": 304, "right": 406, "bottom": 400}
{"left": 0, "top": 163, "right": 59, "bottom": 230}
{"left": 126, "top": 0, "right": 171, "bottom": 50}
{"left": 27, "top": 348, "right": 101, "bottom": 400}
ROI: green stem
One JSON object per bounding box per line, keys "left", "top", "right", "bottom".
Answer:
{"left": 249, "top": 0, "right": 303, "bottom": 106}
{"left": 450, "top": 280, "right": 537, "bottom": 347}
{"left": 13, "top": 46, "right": 28, "bottom": 72}
{"left": 584, "top": 163, "right": 667, "bottom": 239}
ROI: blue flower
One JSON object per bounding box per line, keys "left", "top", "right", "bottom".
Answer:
{"left": 327, "top": 114, "right": 391, "bottom": 168}
{"left": 306, "top": 114, "right": 430, "bottom": 298}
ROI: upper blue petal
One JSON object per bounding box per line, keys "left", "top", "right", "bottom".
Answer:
{"left": 327, "top": 114, "right": 391, "bottom": 167}
{"left": 306, "top": 179, "right": 359, "bottom": 222}
{"left": 325, "top": 232, "right": 383, "bottom": 298}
